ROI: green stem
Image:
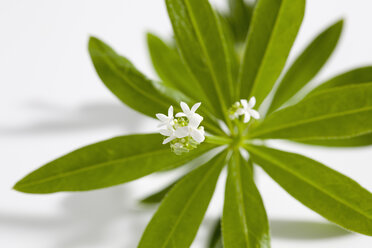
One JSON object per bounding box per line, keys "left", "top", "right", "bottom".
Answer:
{"left": 205, "top": 135, "right": 232, "bottom": 145}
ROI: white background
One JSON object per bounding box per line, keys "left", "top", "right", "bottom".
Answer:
{"left": 1, "top": 0, "right": 372, "bottom": 247}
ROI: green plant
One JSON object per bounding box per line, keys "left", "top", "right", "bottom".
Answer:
{"left": 14, "top": 0, "right": 372, "bottom": 247}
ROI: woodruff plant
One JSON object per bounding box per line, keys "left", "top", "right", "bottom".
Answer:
{"left": 14, "top": 0, "right": 372, "bottom": 247}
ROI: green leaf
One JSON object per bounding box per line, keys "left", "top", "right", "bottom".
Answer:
{"left": 146, "top": 33, "right": 206, "bottom": 103}
{"left": 268, "top": 19, "right": 343, "bottom": 113}
{"left": 298, "top": 133, "right": 372, "bottom": 147}
{"left": 227, "top": 0, "right": 254, "bottom": 43}
{"left": 246, "top": 145, "right": 372, "bottom": 236}
{"left": 89, "top": 36, "right": 175, "bottom": 118}
{"left": 14, "top": 134, "right": 215, "bottom": 193}
{"left": 89, "top": 36, "right": 223, "bottom": 135}
{"left": 238, "top": 0, "right": 305, "bottom": 107}
{"left": 208, "top": 219, "right": 222, "bottom": 248}
{"left": 140, "top": 179, "right": 179, "bottom": 205}
{"left": 308, "top": 66, "right": 372, "bottom": 96}
{"left": 166, "top": 0, "right": 234, "bottom": 119}
{"left": 138, "top": 151, "right": 227, "bottom": 248}
{"left": 296, "top": 66, "right": 372, "bottom": 146}
{"left": 218, "top": 14, "right": 240, "bottom": 83}
{"left": 222, "top": 151, "right": 270, "bottom": 248}
{"left": 249, "top": 83, "right": 372, "bottom": 141}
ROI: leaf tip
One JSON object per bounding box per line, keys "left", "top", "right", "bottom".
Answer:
{"left": 12, "top": 180, "right": 26, "bottom": 193}
{"left": 146, "top": 32, "right": 155, "bottom": 41}
{"left": 88, "top": 36, "right": 100, "bottom": 48}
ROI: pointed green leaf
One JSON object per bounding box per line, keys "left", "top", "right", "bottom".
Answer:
{"left": 14, "top": 134, "right": 215, "bottom": 193}
{"left": 298, "top": 133, "right": 372, "bottom": 147}
{"left": 297, "top": 67, "right": 372, "bottom": 146}
{"left": 222, "top": 152, "right": 270, "bottom": 248}
{"left": 146, "top": 33, "right": 206, "bottom": 102}
{"left": 89, "top": 36, "right": 222, "bottom": 135}
{"left": 227, "top": 0, "right": 254, "bottom": 43}
{"left": 166, "top": 0, "right": 234, "bottom": 119}
{"left": 269, "top": 20, "right": 343, "bottom": 113}
{"left": 89, "top": 36, "right": 175, "bottom": 118}
{"left": 308, "top": 66, "right": 372, "bottom": 96}
{"left": 238, "top": 0, "right": 305, "bottom": 106}
{"left": 246, "top": 145, "right": 372, "bottom": 236}
{"left": 138, "top": 151, "right": 227, "bottom": 248}
{"left": 249, "top": 83, "right": 372, "bottom": 141}
{"left": 218, "top": 14, "right": 240, "bottom": 83}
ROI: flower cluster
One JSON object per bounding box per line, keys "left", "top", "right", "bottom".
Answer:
{"left": 156, "top": 102, "right": 205, "bottom": 155}
{"left": 229, "top": 97, "right": 260, "bottom": 123}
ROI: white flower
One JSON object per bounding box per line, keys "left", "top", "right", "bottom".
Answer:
{"left": 176, "top": 102, "right": 203, "bottom": 125}
{"left": 156, "top": 106, "right": 174, "bottom": 128}
{"left": 239, "top": 97, "right": 260, "bottom": 123}
{"left": 159, "top": 126, "right": 176, "bottom": 144}
{"left": 174, "top": 119, "right": 205, "bottom": 143}
{"left": 157, "top": 102, "right": 205, "bottom": 153}
{"left": 173, "top": 102, "right": 205, "bottom": 143}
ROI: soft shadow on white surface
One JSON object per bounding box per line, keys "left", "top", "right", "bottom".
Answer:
{"left": 1, "top": 187, "right": 153, "bottom": 248}
{"left": 0, "top": 101, "right": 149, "bottom": 136}
{"left": 1, "top": 188, "right": 352, "bottom": 248}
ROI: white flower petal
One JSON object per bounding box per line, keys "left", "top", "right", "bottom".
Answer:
{"left": 248, "top": 97, "right": 256, "bottom": 108}
{"left": 191, "top": 102, "right": 201, "bottom": 112}
{"left": 156, "top": 113, "right": 168, "bottom": 122}
{"left": 249, "top": 109, "right": 260, "bottom": 119}
{"left": 243, "top": 113, "right": 251, "bottom": 123}
{"left": 188, "top": 114, "right": 203, "bottom": 128}
{"left": 175, "top": 112, "right": 187, "bottom": 118}
{"left": 180, "top": 102, "right": 190, "bottom": 114}
{"left": 236, "top": 108, "right": 245, "bottom": 115}
{"left": 160, "top": 128, "right": 173, "bottom": 136}
{"left": 240, "top": 99, "right": 248, "bottom": 109}
{"left": 198, "top": 126, "right": 205, "bottom": 136}
{"left": 174, "top": 126, "right": 189, "bottom": 138}
{"left": 163, "top": 136, "right": 175, "bottom": 144}
{"left": 168, "top": 106, "right": 174, "bottom": 117}
{"left": 190, "top": 128, "right": 205, "bottom": 143}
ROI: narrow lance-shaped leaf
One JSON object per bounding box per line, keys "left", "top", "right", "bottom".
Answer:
{"left": 146, "top": 33, "right": 206, "bottom": 104}
{"left": 222, "top": 151, "right": 270, "bottom": 248}
{"left": 299, "top": 66, "right": 372, "bottom": 146}
{"left": 227, "top": 0, "right": 254, "bottom": 43}
{"left": 268, "top": 19, "right": 343, "bottom": 113}
{"left": 238, "top": 0, "right": 305, "bottom": 107}
{"left": 299, "top": 133, "right": 372, "bottom": 147}
{"left": 308, "top": 66, "right": 372, "bottom": 96}
{"left": 14, "top": 134, "right": 215, "bottom": 193}
{"left": 246, "top": 145, "right": 372, "bottom": 236}
{"left": 89, "top": 36, "right": 222, "bottom": 135}
{"left": 89, "top": 37, "right": 175, "bottom": 118}
{"left": 218, "top": 14, "right": 240, "bottom": 83}
{"left": 138, "top": 151, "right": 227, "bottom": 248}
{"left": 249, "top": 83, "right": 372, "bottom": 141}
{"left": 166, "top": 0, "right": 234, "bottom": 120}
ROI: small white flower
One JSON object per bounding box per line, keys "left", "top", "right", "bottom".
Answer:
{"left": 157, "top": 102, "right": 205, "bottom": 154}
{"left": 156, "top": 106, "right": 174, "bottom": 128}
{"left": 176, "top": 102, "right": 203, "bottom": 125}
{"left": 174, "top": 102, "right": 205, "bottom": 143}
{"left": 239, "top": 97, "right": 260, "bottom": 123}
{"left": 174, "top": 120, "right": 205, "bottom": 143}
{"left": 159, "top": 126, "right": 176, "bottom": 144}
{"left": 230, "top": 97, "right": 260, "bottom": 123}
